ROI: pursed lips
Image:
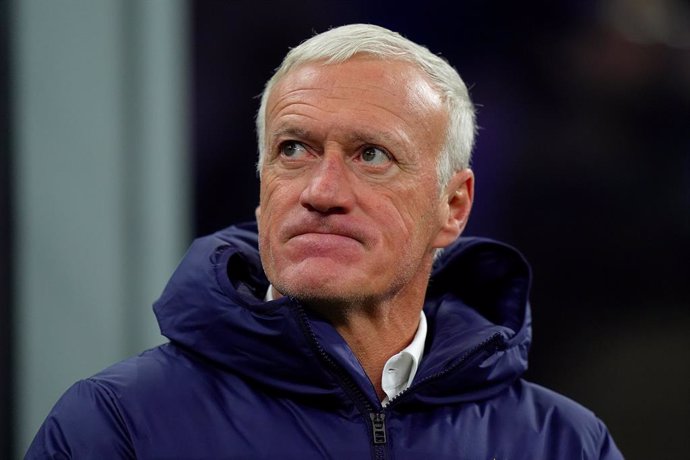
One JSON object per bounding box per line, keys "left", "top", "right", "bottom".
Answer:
{"left": 290, "top": 233, "right": 361, "bottom": 251}
{"left": 290, "top": 230, "right": 362, "bottom": 246}
{"left": 282, "top": 220, "right": 369, "bottom": 246}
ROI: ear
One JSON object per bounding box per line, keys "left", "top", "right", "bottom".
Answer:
{"left": 255, "top": 205, "right": 262, "bottom": 222}
{"left": 432, "top": 169, "right": 474, "bottom": 249}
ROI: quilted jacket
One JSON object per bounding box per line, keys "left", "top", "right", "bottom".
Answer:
{"left": 26, "top": 223, "right": 623, "bottom": 459}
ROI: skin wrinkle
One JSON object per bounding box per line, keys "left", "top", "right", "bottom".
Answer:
{"left": 257, "top": 56, "right": 473, "bottom": 399}
{"left": 268, "top": 99, "right": 418, "bottom": 152}
{"left": 273, "top": 96, "right": 425, "bottom": 132}
{"left": 270, "top": 125, "right": 412, "bottom": 155}
{"left": 262, "top": 66, "right": 442, "bottom": 295}
{"left": 269, "top": 128, "right": 420, "bottom": 177}
{"left": 268, "top": 61, "right": 443, "bottom": 131}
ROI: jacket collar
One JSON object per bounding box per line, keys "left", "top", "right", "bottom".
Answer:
{"left": 154, "top": 222, "right": 532, "bottom": 408}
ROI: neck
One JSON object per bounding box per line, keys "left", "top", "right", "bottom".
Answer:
{"left": 332, "top": 305, "right": 421, "bottom": 401}
{"left": 270, "top": 259, "right": 433, "bottom": 401}
{"left": 302, "top": 270, "right": 430, "bottom": 401}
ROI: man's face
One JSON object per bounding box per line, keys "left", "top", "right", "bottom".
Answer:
{"left": 258, "top": 57, "right": 467, "bottom": 306}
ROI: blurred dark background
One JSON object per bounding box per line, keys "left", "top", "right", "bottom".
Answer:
{"left": 190, "top": 1, "right": 689, "bottom": 458}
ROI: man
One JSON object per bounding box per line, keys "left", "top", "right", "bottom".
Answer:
{"left": 27, "top": 24, "right": 623, "bottom": 459}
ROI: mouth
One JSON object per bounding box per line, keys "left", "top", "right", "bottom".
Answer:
{"left": 290, "top": 232, "right": 361, "bottom": 247}
{"left": 283, "top": 220, "right": 369, "bottom": 246}
{"left": 285, "top": 232, "right": 364, "bottom": 260}
{"left": 294, "top": 229, "right": 359, "bottom": 241}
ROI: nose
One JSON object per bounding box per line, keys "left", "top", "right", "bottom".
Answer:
{"left": 299, "top": 153, "right": 355, "bottom": 214}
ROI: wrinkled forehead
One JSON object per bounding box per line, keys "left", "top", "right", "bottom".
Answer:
{"left": 261, "top": 57, "right": 450, "bottom": 177}
{"left": 267, "top": 57, "right": 447, "bottom": 129}
{"left": 272, "top": 54, "right": 443, "bottom": 98}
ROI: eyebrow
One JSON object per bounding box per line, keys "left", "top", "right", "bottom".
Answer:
{"left": 344, "top": 130, "right": 400, "bottom": 147}
{"left": 269, "top": 126, "right": 312, "bottom": 142}
{"left": 269, "top": 125, "right": 403, "bottom": 149}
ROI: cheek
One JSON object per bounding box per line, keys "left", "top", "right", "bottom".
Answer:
{"left": 260, "top": 176, "right": 296, "bottom": 220}
{"left": 259, "top": 173, "right": 280, "bottom": 207}
{"left": 258, "top": 178, "right": 284, "bottom": 251}
{"left": 380, "top": 184, "right": 441, "bottom": 241}
{"left": 369, "top": 202, "right": 429, "bottom": 259}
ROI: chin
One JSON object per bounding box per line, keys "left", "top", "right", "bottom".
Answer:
{"left": 282, "top": 288, "right": 377, "bottom": 318}
{"left": 274, "top": 271, "right": 372, "bottom": 305}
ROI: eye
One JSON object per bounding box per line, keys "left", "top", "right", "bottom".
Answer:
{"left": 360, "top": 146, "right": 391, "bottom": 166}
{"left": 279, "top": 141, "right": 308, "bottom": 158}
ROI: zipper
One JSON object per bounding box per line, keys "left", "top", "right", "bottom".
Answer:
{"left": 370, "top": 412, "right": 386, "bottom": 444}
{"left": 294, "top": 305, "right": 389, "bottom": 459}
{"left": 386, "top": 332, "right": 506, "bottom": 408}
{"left": 294, "top": 304, "right": 506, "bottom": 457}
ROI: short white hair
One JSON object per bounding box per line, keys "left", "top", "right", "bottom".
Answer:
{"left": 256, "top": 23, "right": 476, "bottom": 189}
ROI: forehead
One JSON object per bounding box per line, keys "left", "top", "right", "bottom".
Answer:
{"left": 265, "top": 57, "right": 447, "bottom": 150}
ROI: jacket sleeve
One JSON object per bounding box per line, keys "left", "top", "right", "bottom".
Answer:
{"left": 24, "top": 379, "right": 135, "bottom": 459}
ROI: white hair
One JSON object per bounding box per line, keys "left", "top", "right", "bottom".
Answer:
{"left": 255, "top": 23, "right": 476, "bottom": 189}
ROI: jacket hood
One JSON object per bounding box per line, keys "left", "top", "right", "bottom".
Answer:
{"left": 406, "top": 237, "right": 532, "bottom": 407}
{"left": 153, "top": 223, "right": 532, "bottom": 408}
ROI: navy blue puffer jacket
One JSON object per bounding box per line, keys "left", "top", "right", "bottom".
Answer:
{"left": 27, "top": 223, "right": 623, "bottom": 459}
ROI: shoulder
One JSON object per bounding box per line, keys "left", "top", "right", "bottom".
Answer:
{"left": 80, "top": 343, "right": 239, "bottom": 423}
{"left": 25, "top": 376, "right": 135, "bottom": 458}
{"left": 90, "top": 343, "right": 196, "bottom": 391}
{"left": 25, "top": 343, "right": 216, "bottom": 459}
{"left": 517, "top": 379, "right": 599, "bottom": 423}
{"left": 501, "top": 379, "right": 623, "bottom": 459}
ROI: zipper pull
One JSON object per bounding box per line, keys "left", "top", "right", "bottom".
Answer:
{"left": 369, "top": 412, "right": 387, "bottom": 444}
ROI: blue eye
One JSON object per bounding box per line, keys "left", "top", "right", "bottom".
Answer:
{"left": 360, "top": 146, "right": 390, "bottom": 165}
{"left": 280, "top": 141, "right": 307, "bottom": 158}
